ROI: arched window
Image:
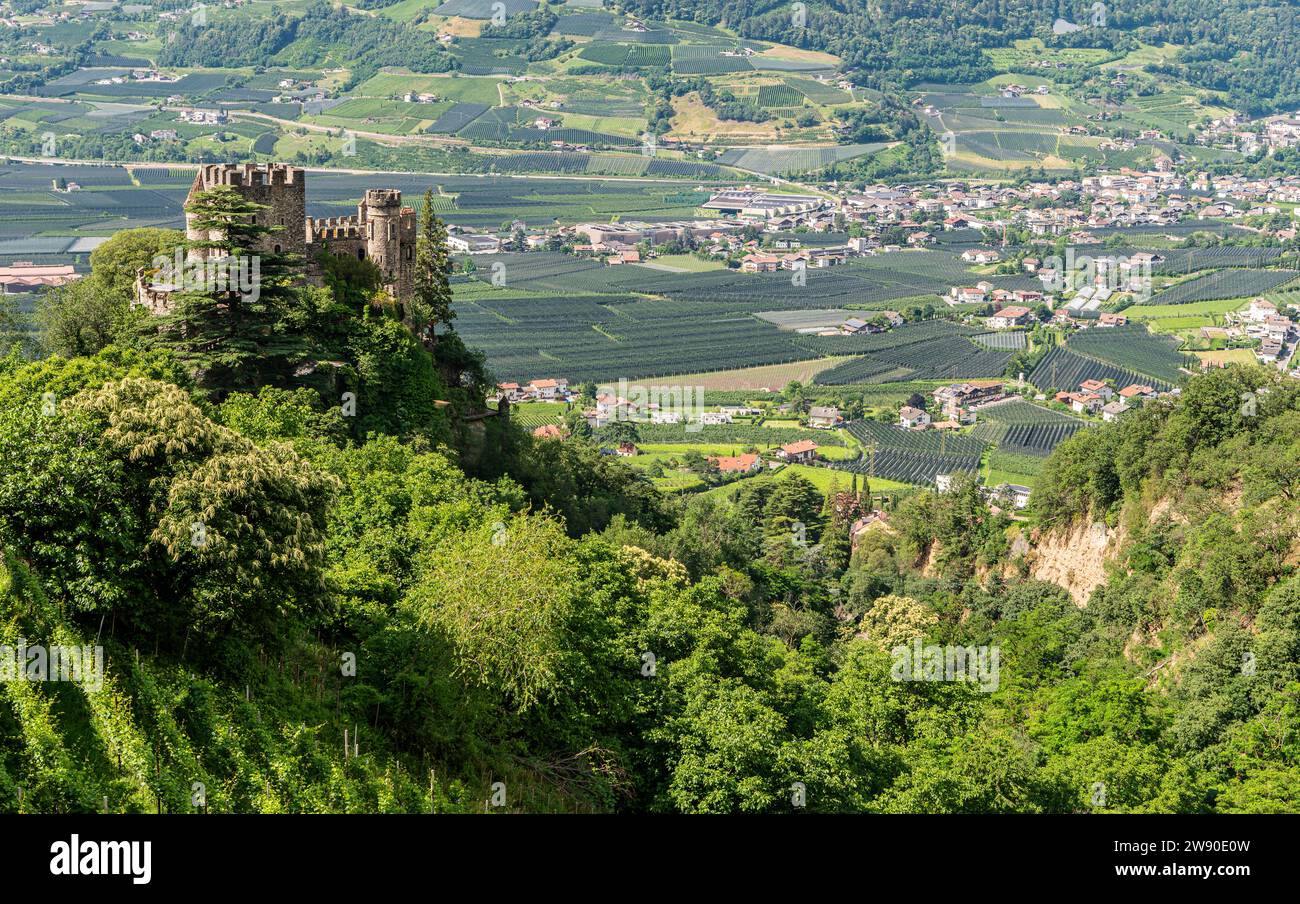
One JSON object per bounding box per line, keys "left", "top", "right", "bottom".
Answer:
{"left": 273, "top": 244, "right": 281, "bottom": 253}
{"left": 357, "top": 248, "right": 366, "bottom": 260}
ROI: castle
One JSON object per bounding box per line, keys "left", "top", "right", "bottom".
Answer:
{"left": 136, "top": 163, "right": 417, "bottom": 313}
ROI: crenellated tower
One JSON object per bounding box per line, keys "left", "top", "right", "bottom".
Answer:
{"left": 360, "top": 189, "right": 415, "bottom": 299}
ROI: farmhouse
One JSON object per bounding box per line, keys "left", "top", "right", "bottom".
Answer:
{"left": 710, "top": 453, "right": 762, "bottom": 475}
{"left": 740, "top": 253, "right": 780, "bottom": 273}
{"left": 776, "top": 440, "right": 819, "bottom": 463}
{"left": 962, "top": 249, "right": 1002, "bottom": 264}
{"left": 807, "top": 406, "right": 842, "bottom": 429}
{"left": 933, "top": 383, "right": 1004, "bottom": 419}
{"left": 532, "top": 424, "right": 566, "bottom": 440}
{"left": 986, "top": 305, "right": 1032, "bottom": 330}
{"left": 1101, "top": 400, "right": 1130, "bottom": 422}
{"left": 987, "top": 483, "right": 1032, "bottom": 510}
{"left": 1056, "top": 391, "right": 1103, "bottom": 414}
{"left": 850, "top": 511, "right": 891, "bottom": 553}
{"left": 526, "top": 378, "right": 569, "bottom": 399}
{"left": 1118, "top": 383, "right": 1158, "bottom": 401}
{"left": 1079, "top": 379, "right": 1113, "bottom": 399}
{"left": 951, "top": 286, "right": 988, "bottom": 305}
{"left": 841, "top": 317, "right": 881, "bottom": 335}
{"left": 899, "top": 406, "right": 931, "bottom": 428}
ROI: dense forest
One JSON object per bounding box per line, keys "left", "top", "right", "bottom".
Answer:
{"left": 621, "top": 0, "right": 1300, "bottom": 115}
{"left": 156, "top": 1, "right": 457, "bottom": 85}
{"left": 0, "top": 176, "right": 1297, "bottom": 812}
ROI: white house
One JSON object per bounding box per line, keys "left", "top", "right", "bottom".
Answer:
{"left": 899, "top": 405, "right": 931, "bottom": 428}
{"left": 986, "top": 305, "right": 1032, "bottom": 330}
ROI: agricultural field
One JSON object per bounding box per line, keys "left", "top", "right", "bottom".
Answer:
{"left": 812, "top": 321, "right": 1014, "bottom": 385}
{"left": 607, "top": 424, "right": 845, "bottom": 448}
{"left": 578, "top": 43, "right": 672, "bottom": 69}
{"left": 1123, "top": 296, "right": 1247, "bottom": 339}
{"left": 715, "top": 144, "right": 889, "bottom": 176}
{"left": 997, "top": 422, "right": 1088, "bottom": 456}
{"left": 0, "top": 164, "right": 739, "bottom": 269}
{"left": 452, "top": 286, "right": 815, "bottom": 383}
{"left": 1029, "top": 345, "right": 1173, "bottom": 393}
{"left": 645, "top": 359, "right": 851, "bottom": 391}
{"left": 1142, "top": 269, "right": 1300, "bottom": 306}
{"left": 912, "top": 66, "right": 1236, "bottom": 174}
{"left": 1060, "top": 323, "right": 1191, "bottom": 386}
{"left": 846, "top": 420, "right": 987, "bottom": 456}
{"left": 1195, "top": 348, "right": 1258, "bottom": 366}
{"left": 510, "top": 401, "right": 568, "bottom": 430}
{"left": 832, "top": 447, "right": 983, "bottom": 487}
{"left": 971, "top": 331, "right": 1028, "bottom": 350}
{"left": 967, "top": 400, "right": 1090, "bottom": 481}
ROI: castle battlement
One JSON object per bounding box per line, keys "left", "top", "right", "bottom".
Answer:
{"left": 308, "top": 216, "right": 365, "bottom": 240}
{"left": 194, "top": 162, "right": 303, "bottom": 191}
{"left": 364, "top": 188, "right": 403, "bottom": 208}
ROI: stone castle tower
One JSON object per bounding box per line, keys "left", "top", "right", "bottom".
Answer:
{"left": 185, "top": 162, "right": 308, "bottom": 260}
{"left": 136, "top": 163, "right": 416, "bottom": 313}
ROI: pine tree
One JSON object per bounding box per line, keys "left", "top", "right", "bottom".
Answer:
{"left": 412, "top": 188, "right": 455, "bottom": 347}
{"left": 144, "top": 185, "right": 310, "bottom": 397}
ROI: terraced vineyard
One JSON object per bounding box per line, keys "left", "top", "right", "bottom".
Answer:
{"left": 999, "top": 422, "right": 1088, "bottom": 456}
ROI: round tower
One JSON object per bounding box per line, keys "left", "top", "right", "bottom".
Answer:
{"left": 363, "top": 189, "right": 403, "bottom": 286}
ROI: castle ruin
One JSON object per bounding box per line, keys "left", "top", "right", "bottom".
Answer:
{"left": 136, "top": 163, "right": 417, "bottom": 313}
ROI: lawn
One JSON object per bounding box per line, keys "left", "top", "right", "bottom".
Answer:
{"left": 985, "top": 468, "right": 1042, "bottom": 489}
{"left": 1195, "top": 348, "right": 1257, "bottom": 366}
{"left": 636, "top": 254, "right": 727, "bottom": 273}
{"left": 1125, "top": 297, "right": 1246, "bottom": 321}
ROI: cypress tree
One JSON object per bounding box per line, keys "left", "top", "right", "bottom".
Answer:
{"left": 412, "top": 188, "right": 455, "bottom": 347}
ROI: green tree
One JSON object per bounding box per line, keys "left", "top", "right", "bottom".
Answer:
{"left": 411, "top": 188, "right": 455, "bottom": 345}
{"left": 142, "top": 185, "right": 311, "bottom": 397}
